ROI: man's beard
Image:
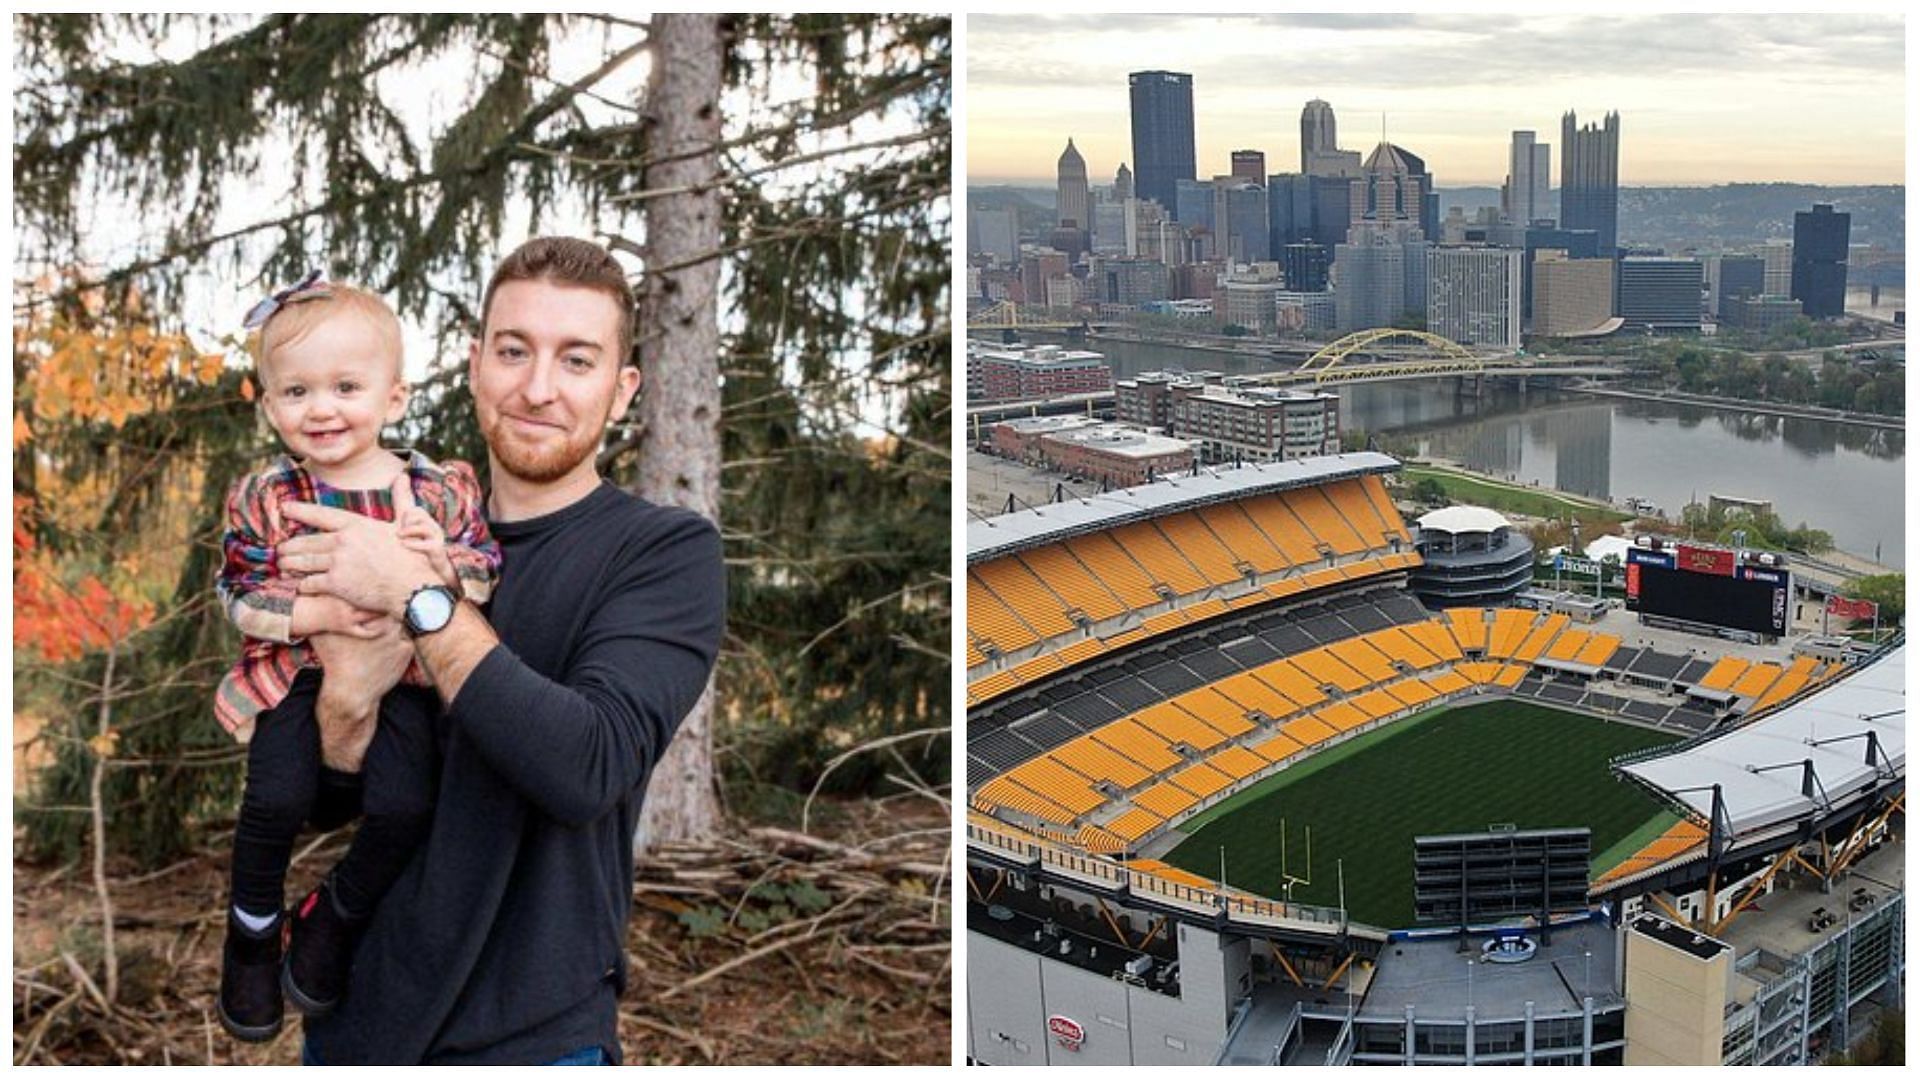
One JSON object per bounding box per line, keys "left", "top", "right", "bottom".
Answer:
{"left": 482, "top": 409, "right": 606, "bottom": 484}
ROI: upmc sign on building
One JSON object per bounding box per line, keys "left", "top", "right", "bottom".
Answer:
{"left": 1047, "top": 1015, "right": 1085, "bottom": 1053}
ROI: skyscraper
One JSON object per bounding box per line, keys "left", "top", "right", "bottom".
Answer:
{"left": 1560, "top": 111, "right": 1620, "bottom": 255}
{"left": 1230, "top": 150, "right": 1266, "bottom": 185}
{"left": 1301, "top": 99, "right": 1336, "bottom": 171}
{"left": 1114, "top": 162, "right": 1134, "bottom": 201}
{"left": 1790, "top": 203, "right": 1850, "bottom": 318}
{"left": 1055, "top": 138, "right": 1089, "bottom": 233}
{"left": 1212, "top": 178, "right": 1269, "bottom": 264}
{"left": 1503, "top": 130, "right": 1551, "bottom": 226}
{"left": 1353, "top": 142, "right": 1435, "bottom": 239}
{"left": 1129, "top": 70, "right": 1196, "bottom": 216}
{"left": 1301, "top": 98, "right": 1361, "bottom": 177}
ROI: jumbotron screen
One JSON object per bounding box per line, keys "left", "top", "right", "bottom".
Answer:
{"left": 1634, "top": 562, "right": 1790, "bottom": 635}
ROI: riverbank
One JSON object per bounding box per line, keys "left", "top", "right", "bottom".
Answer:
{"left": 1572, "top": 382, "right": 1905, "bottom": 432}
{"left": 1400, "top": 462, "right": 1637, "bottom": 525}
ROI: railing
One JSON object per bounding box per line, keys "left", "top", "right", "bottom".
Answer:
{"left": 966, "top": 816, "right": 1377, "bottom": 937}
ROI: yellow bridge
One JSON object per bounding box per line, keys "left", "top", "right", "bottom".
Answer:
{"left": 1256, "top": 328, "right": 1487, "bottom": 386}
{"left": 967, "top": 301, "right": 1099, "bottom": 331}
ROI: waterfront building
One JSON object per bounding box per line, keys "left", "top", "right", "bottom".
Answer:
{"left": 1172, "top": 260, "right": 1221, "bottom": 303}
{"left": 1274, "top": 289, "right": 1336, "bottom": 333}
{"left": 1503, "top": 130, "right": 1552, "bottom": 226}
{"left": 1213, "top": 179, "right": 1270, "bottom": 264}
{"left": 1710, "top": 254, "right": 1766, "bottom": 317}
{"left": 969, "top": 207, "right": 1017, "bottom": 266}
{"left": 1217, "top": 263, "right": 1285, "bottom": 335}
{"left": 1168, "top": 375, "right": 1341, "bottom": 463}
{"left": 1018, "top": 248, "right": 1069, "bottom": 308}
{"left": 1089, "top": 255, "right": 1171, "bottom": 306}
{"left": 1038, "top": 423, "right": 1195, "bottom": 488}
{"left": 1532, "top": 250, "right": 1616, "bottom": 337}
{"left": 1722, "top": 293, "right": 1803, "bottom": 333}
{"left": 1055, "top": 137, "right": 1089, "bottom": 235}
{"left": 1522, "top": 224, "right": 1601, "bottom": 318}
{"left": 1114, "top": 370, "right": 1180, "bottom": 431}
{"left": 967, "top": 341, "right": 1112, "bottom": 403}
{"left": 1130, "top": 70, "right": 1196, "bottom": 216}
{"left": 1617, "top": 257, "right": 1703, "bottom": 333}
{"left": 1560, "top": 110, "right": 1620, "bottom": 255}
{"left": 1791, "top": 203, "right": 1850, "bottom": 319}
{"left": 1282, "top": 241, "right": 1330, "bottom": 292}
{"left": 1426, "top": 246, "right": 1523, "bottom": 350}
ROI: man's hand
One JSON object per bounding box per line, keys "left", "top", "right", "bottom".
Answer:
{"left": 281, "top": 474, "right": 441, "bottom": 617}
{"left": 309, "top": 622, "right": 412, "bottom": 771}
{"left": 289, "top": 594, "right": 389, "bottom": 640}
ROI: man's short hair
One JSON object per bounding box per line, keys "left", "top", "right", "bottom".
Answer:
{"left": 481, "top": 237, "right": 636, "bottom": 363}
{"left": 252, "top": 282, "right": 404, "bottom": 382}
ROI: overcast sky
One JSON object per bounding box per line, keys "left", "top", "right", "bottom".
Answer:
{"left": 968, "top": 12, "right": 1907, "bottom": 187}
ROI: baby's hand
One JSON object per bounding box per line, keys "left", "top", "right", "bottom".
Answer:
{"left": 398, "top": 506, "right": 461, "bottom": 591}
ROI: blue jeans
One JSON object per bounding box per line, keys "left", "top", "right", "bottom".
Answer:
{"left": 302, "top": 1042, "right": 610, "bottom": 1065}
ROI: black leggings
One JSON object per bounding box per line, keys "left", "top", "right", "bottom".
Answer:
{"left": 229, "top": 668, "right": 439, "bottom": 919}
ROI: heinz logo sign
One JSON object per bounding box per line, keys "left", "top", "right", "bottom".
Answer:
{"left": 1047, "top": 1015, "right": 1085, "bottom": 1052}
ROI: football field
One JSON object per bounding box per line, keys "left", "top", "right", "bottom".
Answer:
{"left": 1162, "top": 700, "right": 1681, "bottom": 929}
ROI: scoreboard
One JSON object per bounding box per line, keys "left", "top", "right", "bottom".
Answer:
{"left": 1626, "top": 544, "right": 1790, "bottom": 637}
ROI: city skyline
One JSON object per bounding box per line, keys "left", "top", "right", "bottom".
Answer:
{"left": 969, "top": 13, "right": 1906, "bottom": 187}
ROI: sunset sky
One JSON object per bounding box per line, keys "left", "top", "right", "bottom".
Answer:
{"left": 968, "top": 13, "right": 1906, "bottom": 188}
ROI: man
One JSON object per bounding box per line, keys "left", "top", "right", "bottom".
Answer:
{"left": 276, "top": 237, "right": 725, "bottom": 1064}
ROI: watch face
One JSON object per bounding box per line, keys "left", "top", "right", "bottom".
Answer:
{"left": 408, "top": 586, "right": 456, "bottom": 634}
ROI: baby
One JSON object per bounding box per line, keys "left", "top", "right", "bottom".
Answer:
{"left": 213, "top": 272, "right": 500, "bottom": 1042}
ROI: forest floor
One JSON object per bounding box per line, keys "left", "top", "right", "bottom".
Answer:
{"left": 12, "top": 796, "right": 951, "bottom": 1065}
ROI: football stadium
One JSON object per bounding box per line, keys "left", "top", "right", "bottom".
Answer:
{"left": 965, "top": 454, "right": 1904, "bottom": 1066}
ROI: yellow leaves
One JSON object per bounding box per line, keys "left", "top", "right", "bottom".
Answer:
{"left": 239, "top": 376, "right": 256, "bottom": 402}
{"left": 88, "top": 730, "right": 121, "bottom": 759}
{"left": 18, "top": 315, "right": 227, "bottom": 426}
{"left": 13, "top": 413, "right": 31, "bottom": 449}
{"left": 195, "top": 352, "right": 225, "bottom": 386}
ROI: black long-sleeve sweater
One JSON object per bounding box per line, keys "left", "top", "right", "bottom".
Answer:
{"left": 304, "top": 482, "right": 725, "bottom": 1065}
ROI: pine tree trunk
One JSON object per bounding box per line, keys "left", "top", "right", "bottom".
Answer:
{"left": 633, "top": 13, "right": 726, "bottom": 851}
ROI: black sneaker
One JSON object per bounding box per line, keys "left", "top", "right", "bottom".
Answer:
{"left": 281, "top": 876, "right": 368, "bottom": 1017}
{"left": 218, "top": 909, "right": 285, "bottom": 1042}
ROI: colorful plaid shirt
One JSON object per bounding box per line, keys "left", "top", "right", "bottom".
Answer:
{"left": 213, "top": 450, "right": 501, "bottom": 741}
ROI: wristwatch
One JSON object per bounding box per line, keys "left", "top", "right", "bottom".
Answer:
{"left": 402, "top": 584, "right": 458, "bottom": 638}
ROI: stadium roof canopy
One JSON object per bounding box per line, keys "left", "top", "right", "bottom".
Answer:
{"left": 1620, "top": 644, "right": 1904, "bottom": 838}
{"left": 1416, "top": 505, "right": 1510, "bottom": 535}
{"left": 966, "top": 452, "right": 1403, "bottom": 564}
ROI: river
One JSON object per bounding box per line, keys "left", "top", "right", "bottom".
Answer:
{"left": 1012, "top": 331, "right": 1905, "bottom": 568}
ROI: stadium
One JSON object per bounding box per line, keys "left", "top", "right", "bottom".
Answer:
{"left": 964, "top": 453, "right": 1904, "bottom": 1066}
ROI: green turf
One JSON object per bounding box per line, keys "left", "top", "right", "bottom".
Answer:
{"left": 1162, "top": 701, "right": 1680, "bottom": 929}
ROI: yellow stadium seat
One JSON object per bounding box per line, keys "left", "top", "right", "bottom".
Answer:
{"left": 1170, "top": 762, "right": 1233, "bottom": 799}
{"left": 1153, "top": 512, "right": 1243, "bottom": 584}
{"left": 1063, "top": 533, "right": 1163, "bottom": 609}
{"left": 1197, "top": 502, "right": 1289, "bottom": 573}
{"left": 1108, "top": 520, "right": 1210, "bottom": 596}
{"left": 1282, "top": 486, "right": 1366, "bottom": 555}
{"left": 1291, "top": 648, "right": 1370, "bottom": 693}
{"left": 1133, "top": 702, "right": 1230, "bottom": 751}
{"left": 1133, "top": 780, "right": 1200, "bottom": 820}
{"left": 1696, "top": 656, "right": 1749, "bottom": 691}
{"left": 1239, "top": 493, "right": 1324, "bottom": 566}
{"left": 1018, "top": 545, "right": 1126, "bottom": 621}
{"left": 1050, "top": 737, "right": 1151, "bottom": 789}
{"left": 1091, "top": 718, "right": 1182, "bottom": 772}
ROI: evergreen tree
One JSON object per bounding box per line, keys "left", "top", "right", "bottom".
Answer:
{"left": 13, "top": 13, "right": 951, "bottom": 862}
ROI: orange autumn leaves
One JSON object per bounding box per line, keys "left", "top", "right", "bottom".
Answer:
{"left": 13, "top": 495, "right": 155, "bottom": 664}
